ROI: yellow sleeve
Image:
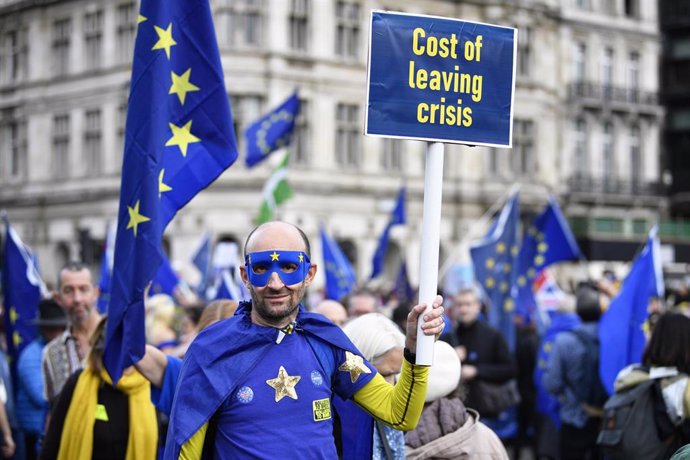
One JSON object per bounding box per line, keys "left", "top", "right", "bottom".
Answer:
{"left": 179, "top": 422, "right": 208, "bottom": 460}
{"left": 352, "top": 358, "right": 428, "bottom": 431}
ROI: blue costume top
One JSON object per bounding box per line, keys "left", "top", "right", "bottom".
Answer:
{"left": 163, "top": 302, "right": 377, "bottom": 459}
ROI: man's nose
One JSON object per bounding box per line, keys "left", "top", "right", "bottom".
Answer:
{"left": 267, "top": 272, "right": 285, "bottom": 289}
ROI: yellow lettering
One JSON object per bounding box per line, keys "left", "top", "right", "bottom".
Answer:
{"left": 416, "top": 68, "right": 427, "bottom": 89}
{"left": 472, "top": 75, "right": 483, "bottom": 102}
{"left": 408, "top": 61, "right": 416, "bottom": 89}
{"left": 417, "top": 103, "right": 429, "bottom": 123}
{"left": 412, "top": 28, "right": 425, "bottom": 56}
{"left": 429, "top": 70, "right": 441, "bottom": 91}
{"left": 475, "top": 35, "right": 483, "bottom": 62}
{"left": 462, "top": 107, "right": 473, "bottom": 127}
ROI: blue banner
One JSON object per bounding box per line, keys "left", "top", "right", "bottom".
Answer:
{"left": 366, "top": 11, "right": 516, "bottom": 146}
{"left": 104, "top": 0, "right": 239, "bottom": 383}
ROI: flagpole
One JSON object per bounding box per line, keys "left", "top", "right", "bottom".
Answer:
{"left": 416, "top": 142, "right": 445, "bottom": 365}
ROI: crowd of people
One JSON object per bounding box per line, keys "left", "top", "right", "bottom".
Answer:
{"left": 0, "top": 221, "right": 689, "bottom": 459}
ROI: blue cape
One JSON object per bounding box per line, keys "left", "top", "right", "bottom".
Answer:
{"left": 163, "top": 302, "right": 372, "bottom": 459}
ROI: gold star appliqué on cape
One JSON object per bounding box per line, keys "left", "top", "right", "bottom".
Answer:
{"left": 266, "top": 366, "right": 301, "bottom": 402}
{"left": 339, "top": 351, "right": 371, "bottom": 383}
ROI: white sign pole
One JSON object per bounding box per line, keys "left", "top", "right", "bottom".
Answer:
{"left": 415, "top": 141, "right": 445, "bottom": 365}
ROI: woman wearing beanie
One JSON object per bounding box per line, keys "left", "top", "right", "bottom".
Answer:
{"left": 405, "top": 341, "right": 508, "bottom": 459}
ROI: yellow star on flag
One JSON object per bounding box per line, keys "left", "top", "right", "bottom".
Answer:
{"left": 271, "top": 251, "right": 280, "bottom": 261}
{"left": 511, "top": 246, "right": 519, "bottom": 257}
{"left": 538, "top": 242, "right": 548, "bottom": 253}
{"left": 9, "top": 307, "right": 18, "bottom": 324}
{"left": 534, "top": 255, "right": 545, "bottom": 267}
{"left": 503, "top": 263, "right": 512, "bottom": 274}
{"left": 165, "top": 120, "right": 200, "bottom": 157}
{"left": 158, "top": 169, "right": 172, "bottom": 197}
{"left": 339, "top": 351, "right": 371, "bottom": 383}
{"left": 169, "top": 68, "right": 200, "bottom": 105}
{"left": 496, "top": 242, "right": 506, "bottom": 254}
{"left": 266, "top": 366, "right": 301, "bottom": 402}
{"left": 527, "top": 268, "right": 536, "bottom": 279}
{"left": 499, "top": 282, "right": 509, "bottom": 293}
{"left": 152, "top": 23, "right": 177, "bottom": 59}
{"left": 126, "top": 200, "right": 150, "bottom": 237}
{"left": 138, "top": 14, "right": 147, "bottom": 24}
{"left": 486, "top": 277, "right": 496, "bottom": 289}
{"left": 503, "top": 298, "right": 515, "bottom": 312}
{"left": 518, "top": 276, "right": 527, "bottom": 287}
{"left": 13, "top": 331, "right": 21, "bottom": 347}
{"left": 485, "top": 258, "right": 495, "bottom": 269}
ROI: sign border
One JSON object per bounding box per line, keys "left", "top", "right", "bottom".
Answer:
{"left": 364, "top": 10, "right": 518, "bottom": 148}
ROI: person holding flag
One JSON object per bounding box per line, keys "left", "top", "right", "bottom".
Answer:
{"left": 164, "top": 221, "right": 446, "bottom": 458}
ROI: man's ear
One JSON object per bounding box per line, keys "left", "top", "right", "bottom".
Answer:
{"left": 304, "top": 264, "right": 317, "bottom": 287}
{"left": 240, "top": 266, "right": 250, "bottom": 288}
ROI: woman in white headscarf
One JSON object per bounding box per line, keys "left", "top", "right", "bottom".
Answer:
{"left": 405, "top": 340, "right": 508, "bottom": 459}
{"left": 344, "top": 313, "right": 406, "bottom": 460}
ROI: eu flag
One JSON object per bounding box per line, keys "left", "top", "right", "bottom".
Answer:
{"left": 104, "top": 0, "right": 238, "bottom": 383}
{"left": 534, "top": 311, "right": 580, "bottom": 427}
{"left": 1, "top": 214, "right": 47, "bottom": 368}
{"left": 599, "top": 226, "right": 663, "bottom": 394}
{"left": 97, "top": 221, "right": 116, "bottom": 313}
{"left": 370, "top": 187, "right": 406, "bottom": 279}
{"left": 470, "top": 191, "right": 519, "bottom": 351}
{"left": 320, "top": 226, "right": 357, "bottom": 302}
{"left": 151, "top": 254, "right": 180, "bottom": 296}
{"left": 245, "top": 91, "right": 300, "bottom": 168}
{"left": 512, "top": 197, "right": 582, "bottom": 328}
{"left": 394, "top": 260, "right": 415, "bottom": 306}
{"left": 191, "top": 231, "right": 211, "bottom": 293}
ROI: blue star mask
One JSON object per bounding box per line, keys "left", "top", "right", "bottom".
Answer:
{"left": 245, "top": 250, "right": 311, "bottom": 287}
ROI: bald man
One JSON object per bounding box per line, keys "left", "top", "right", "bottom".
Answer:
{"left": 314, "top": 300, "right": 348, "bottom": 327}
{"left": 164, "top": 222, "right": 445, "bottom": 459}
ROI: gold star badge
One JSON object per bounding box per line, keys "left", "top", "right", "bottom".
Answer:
{"left": 270, "top": 251, "right": 280, "bottom": 261}
{"left": 266, "top": 366, "right": 301, "bottom": 402}
{"left": 339, "top": 351, "right": 371, "bottom": 383}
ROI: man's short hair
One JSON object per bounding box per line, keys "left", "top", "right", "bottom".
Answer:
{"left": 243, "top": 222, "right": 311, "bottom": 258}
{"left": 57, "top": 261, "right": 92, "bottom": 289}
{"left": 455, "top": 286, "right": 481, "bottom": 302}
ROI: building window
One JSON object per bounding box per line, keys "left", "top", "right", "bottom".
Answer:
{"left": 574, "top": 118, "right": 588, "bottom": 178}
{"left": 574, "top": 42, "right": 586, "bottom": 83}
{"left": 335, "top": 103, "right": 360, "bottom": 168}
{"left": 84, "top": 109, "right": 102, "bottom": 176}
{"left": 335, "top": 1, "right": 360, "bottom": 59}
{"left": 216, "top": 0, "right": 263, "bottom": 48}
{"left": 117, "top": 3, "right": 136, "bottom": 64}
{"left": 630, "top": 124, "right": 642, "bottom": 188}
{"left": 381, "top": 138, "right": 404, "bottom": 172}
{"left": 575, "top": 0, "right": 590, "bottom": 10}
{"left": 53, "top": 114, "right": 71, "bottom": 179}
{"left": 628, "top": 51, "right": 640, "bottom": 102}
{"left": 517, "top": 26, "right": 531, "bottom": 78}
{"left": 293, "top": 99, "right": 310, "bottom": 166}
{"left": 602, "top": 47, "right": 614, "bottom": 98}
{"left": 84, "top": 11, "right": 103, "bottom": 70}
{"left": 0, "top": 28, "right": 28, "bottom": 84}
{"left": 52, "top": 18, "right": 72, "bottom": 76}
{"left": 229, "top": 94, "right": 263, "bottom": 152}
{"left": 289, "top": 0, "right": 309, "bottom": 52}
{"left": 0, "top": 120, "right": 27, "bottom": 181}
{"left": 602, "top": 122, "right": 615, "bottom": 187}
{"left": 624, "top": 0, "right": 639, "bottom": 18}
{"left": 512, "top": 120, "right": 534, "bottom": 176}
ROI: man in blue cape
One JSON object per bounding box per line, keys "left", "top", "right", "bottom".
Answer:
{"left": 164, "top": 222, "right": 445, "bottom": 459}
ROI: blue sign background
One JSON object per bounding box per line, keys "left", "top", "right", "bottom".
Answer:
{"left": 366, "top": 11, "right": 516, "bottom": 147}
